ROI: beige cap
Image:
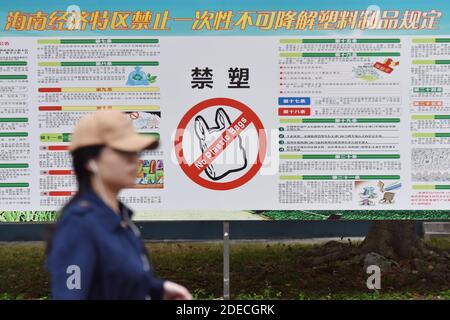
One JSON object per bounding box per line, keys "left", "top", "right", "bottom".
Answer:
{"left": 69, "top": 110, "right": 159, "bottom": 152}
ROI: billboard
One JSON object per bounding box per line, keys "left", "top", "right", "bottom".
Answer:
{"left": 1, "top": 1, "right": 450, "bottom": 220}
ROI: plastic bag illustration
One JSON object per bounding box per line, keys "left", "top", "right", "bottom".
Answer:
{"left": 128, "top": 111, "right": 161, "bottom": 129}
{"left": 126, "top": 66, "right": 149, "bottom": 86}
{"left": 194, "top": 108, "right": 247, "bottom": 181}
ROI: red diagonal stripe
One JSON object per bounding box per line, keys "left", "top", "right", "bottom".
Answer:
{"left": 186, "top": 112, "right": 252, "bottom": 177}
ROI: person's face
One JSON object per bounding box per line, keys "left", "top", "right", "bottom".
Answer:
{"left": 92, "top": 147, "right": 140, "bottom": 190}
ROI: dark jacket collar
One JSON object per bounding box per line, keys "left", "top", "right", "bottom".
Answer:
{"left": 78, "top": 187, "right": 134, "bottom": 231}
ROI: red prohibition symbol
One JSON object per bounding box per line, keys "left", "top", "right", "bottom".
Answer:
{"left": 174, "top": 98, "right": 267, "bottom": 190}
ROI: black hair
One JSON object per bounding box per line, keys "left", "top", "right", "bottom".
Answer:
{"left": 45, "top": 145, "right": 104, "bottom": 255}
{"left": 61, "top": 145, "right": 104, "bottom": 210}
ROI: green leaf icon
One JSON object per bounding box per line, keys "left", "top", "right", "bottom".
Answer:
{"left": 147, "top": 74, "right": 157, "bottom": 83}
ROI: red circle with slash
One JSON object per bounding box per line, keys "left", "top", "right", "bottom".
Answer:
{"left": 174, "top": 98, "right": 266, "bottom": 190}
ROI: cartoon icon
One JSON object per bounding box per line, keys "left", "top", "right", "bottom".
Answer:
{"left": 128, "top": 111, "right": 161, "bottom": 129}
{"left": 194, "top": 108, "right": 247, "bottom": 181}
{"left": 127, "top": 66, "right": 151, "bottom": 86}
{"left": 360, "top": 186, "right": 377, "bottom": 199}
{"left": 360, "top": 198, "right": 375, "bottom": 206}
{"left": 378, "top": 181, "right": 401, "bottom": 193}
{"left": 156, "top": 160, "right": 164, "bottom": 184}
{"left": 373, "top": 58, "right": 399, "bottom": 74}
{"left": 353, "top": 64, "right": 380, "bottom": 81}
{"left": 379, "top": 192, "right": 395, "bottom": 204}
{"left": 136, "top": 160, "right": 146, "bottom": 184}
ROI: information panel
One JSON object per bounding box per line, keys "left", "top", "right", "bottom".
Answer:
{"left": 1, "top": 1, "right": 450, "bottom": 218}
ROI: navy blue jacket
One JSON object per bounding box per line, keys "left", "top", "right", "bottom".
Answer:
{"left": 46, "top": 189, "right": 165, "bottom": 300}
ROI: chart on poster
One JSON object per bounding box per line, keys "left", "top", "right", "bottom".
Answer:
{"left": 1, "top": 2, "right": 450, "bottom": 213}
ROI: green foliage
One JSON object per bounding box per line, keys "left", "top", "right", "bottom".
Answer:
{"left": 262, "top": 210, "right": 450, "bottom": 220}
{"left": 0, "top": 211, "right": 58, "bottom": 222}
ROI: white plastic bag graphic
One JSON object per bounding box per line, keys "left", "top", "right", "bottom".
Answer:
{"left": 194, "top": 108, "right": 247, "bottom": 180}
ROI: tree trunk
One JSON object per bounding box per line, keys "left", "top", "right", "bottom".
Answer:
{"left": 360, "top": 221, "right": 425, "bottom": 259}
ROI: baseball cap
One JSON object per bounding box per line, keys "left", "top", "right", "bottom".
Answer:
{"left": 69, "top": 110, "right": 159, "bottom": 152}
